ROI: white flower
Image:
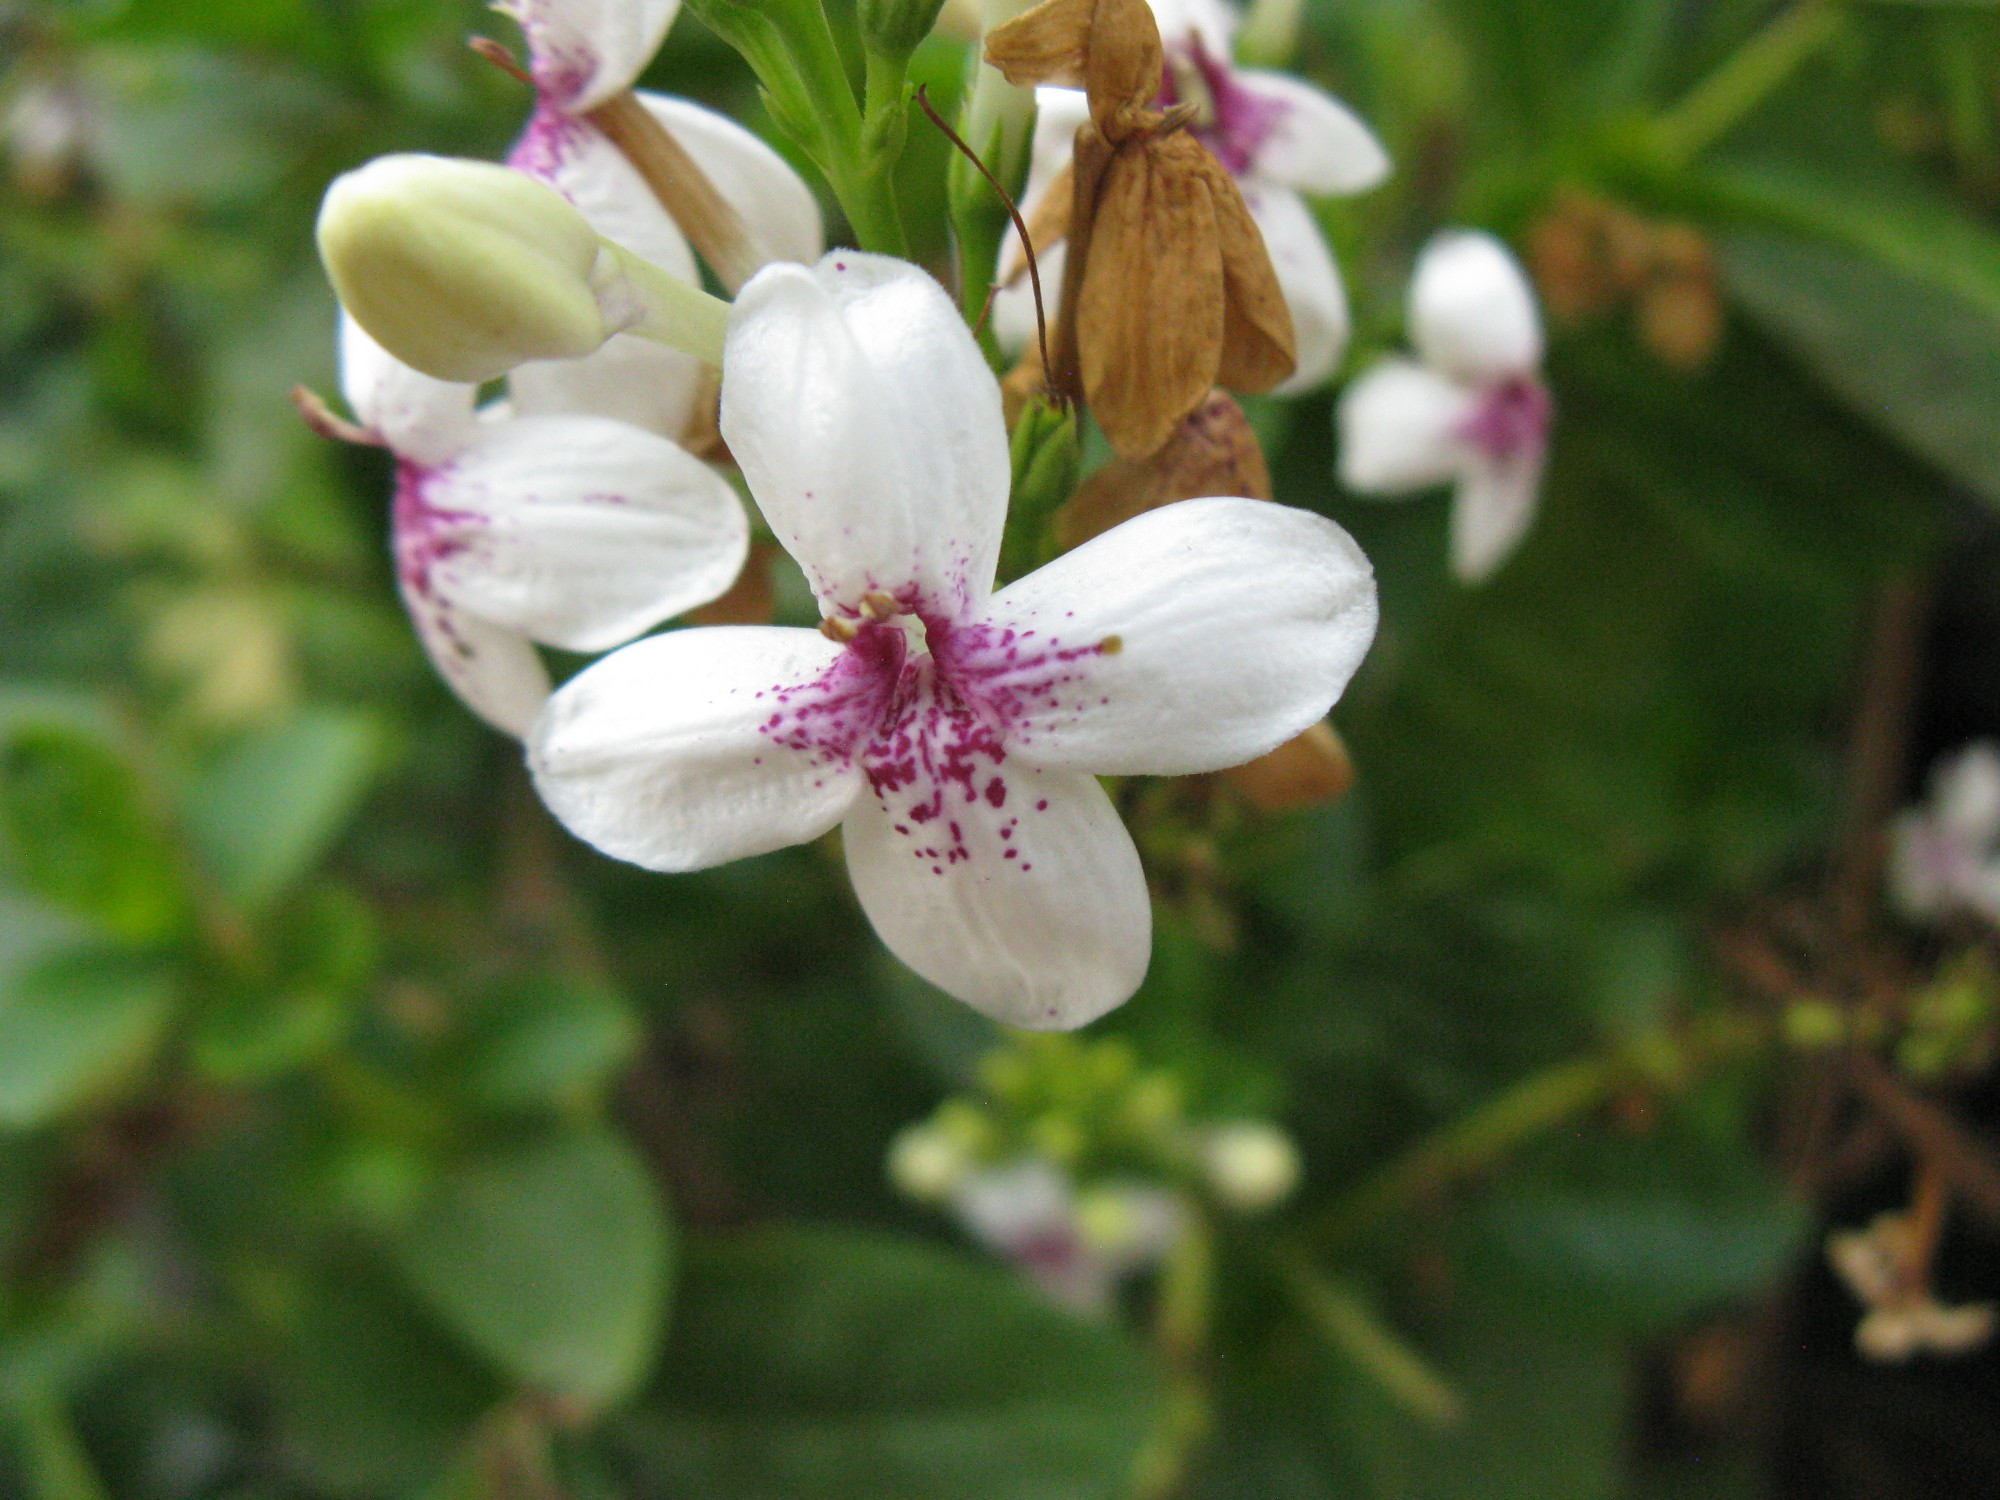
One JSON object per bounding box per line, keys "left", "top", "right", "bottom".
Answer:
{"left": 335, "top": 317, "right": 748, "bottom": 737}
{"left": 499, "top": 0, "right": 823, "bottom": 435}
{"left": 994, "top": 0, "right": 1388, "bottom": 393}
{"left": 1892, "top": 743, "right": 2000, "bottom": 926}
{"left": 1828, "top": 1212, "right": 1997, "bottom": 1362}
{"left": 528, "top": 253, "right": 1378, "bottom": 1027}
{"left": 953, "top": 1158, "right": 1186, "bottom": 1312}
{"left": 1338, "top": 231, "right": 1552, "bottom": 584}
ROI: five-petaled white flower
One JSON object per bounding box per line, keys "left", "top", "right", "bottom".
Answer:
{"left": 1338, "top": 231, "right": 1553, "bottom": 583}
{"left": 994, "top": 0, "right": 1388, "bottom": 393}
{"left": 953, "top": 1158, "right": 1187, "bottom": 1313}
{"left": 335, "top": 317, "right": 749, "bottom": 736}
{"left": 528, "top": 252, "right": 1378, "bottom": 1028}
{"left": 1891, "top": 742, "right": 2000, "bottom": 927}
{"left": 499, "top": 0, "right": 823, "bottom": 435}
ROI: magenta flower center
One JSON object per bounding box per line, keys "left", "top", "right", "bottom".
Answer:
{"left": 1156, "top": 35, "right": 1287, "bottom": 178}
{"left": 1459, "top": 377, "right": 1553, "bottom": 464}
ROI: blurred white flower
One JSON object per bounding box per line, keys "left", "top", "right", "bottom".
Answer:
{"left": 1891, "top": 742, "right": 2000, "bottom": 926}
{"left": 529, "top": 252, "right": 1378, "bottom": 1027}
{"left": 1199, "top": 1120, "right": 1300, "bottom": 1212}
{"left": 1827, "top": 1211, "right": 1996, "bottom": 1363}
{"left": 330, "top": 319, "right": 747, "bottom": 736}
{"left": 1339, "top": 231, "right": 1553, "bottom": 583}
{"left": 994, "top": 0, "right": 1388, "bottom": 392}
{"left": 953, "top": 1158, "right": 1186, "bottom": 1312}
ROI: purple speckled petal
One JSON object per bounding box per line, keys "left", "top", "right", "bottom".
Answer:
{"left": 528, "top": 625, "right": 866, "bottom": 872}
{"left": 844, "top": 763, "right": 1150, "bottom": 1031}
{"left": 513, "top": 0, "right": 681, "bottom": 115}
{"left": 508, "top": 101, "right": 697, "bottom": 287}
{"left": 721, "top": 254, "right": 1011, "bottom": 617}
{"left": 414, "top": 414, "right": 748, "bottom": 654}
{"left": 977, "top": 498, "right": 1378, "bottom": 778}
{"left": 396, "top": 534, "right": 552, "bottom": 738}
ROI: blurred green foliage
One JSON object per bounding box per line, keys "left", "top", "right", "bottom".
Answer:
{"left": 2, "top": 0, "right": 1999, "bottom": 1496}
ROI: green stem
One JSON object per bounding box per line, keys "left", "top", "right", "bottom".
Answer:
{"left": 1130, "top": 1215, "right": 1215, "bottom": 1500}
{"left": 1312, "top": 1017, "right": 1761, "bottom": 1250}
{"left": 1652, "top": 0, "right": 1848, "bottom": 167}
{"left": 1272, "top": 1245, "right": 1464, "bottom": 1427}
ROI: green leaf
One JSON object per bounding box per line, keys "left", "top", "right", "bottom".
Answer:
{"left": 0, "top": 722, "right": 187, "bottom": 944}
{"left": 190, "top": 886, "right": 376, "bottom": 1082}
{"left": 392, "top": 1130, "right": 673, "bottom": 1411}
{"left": 1720, "top": 227, "right": 2000, "bottom": 508}
{"left": 621, "top": 1226, "right": 1164, "bottom": 1500}
{"left": 0, "top": 947, "right": 176, "bottom": 1128}
{"left": 183, "top": 708, "right": 385, "bottom": 913}
{"left": 460, "top": 977, "right": 642, "bottom": 1112}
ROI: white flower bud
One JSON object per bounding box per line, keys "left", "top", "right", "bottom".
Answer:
{"left": 1201, "top": 1122, "right": 1301, "bottom": 1213}
{"left": 318, "top": 155, "right": 616, "bottom": 383}
{"left": 887, "top": 1124, "right": 972, "bottom": 1205}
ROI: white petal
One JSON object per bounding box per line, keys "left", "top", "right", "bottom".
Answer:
{"left": 972, "top": 497, "right": 1378, "bottom": 777}
{"left": 1450, "top": 451, "right": 1545, "bottom": 584}
{"left": 400, "top": 575, "right": 551, "bottom": 739}
{"left": 1249, "top": 188, "right": 1349, "bottom": 393}
{"left": 1410, "top": 230, "right": 1544, "bottom": 383}
{"left": 988, "top": 87, "right": 1090, "bottom": 356}
{"left": 637, "top": 94, "right": 825, "bottom": 273}
{"left": 339, "top": 314, "right": 477, "bottom": 465}
{"left": 721, "top": 254, "right": 1011, "bottom": 616}
{"left": 1147, "top": 0, "right": 1237, "bottom": 54}
{"left": 843, "top": 766, "right": 1150, "bottom": 1029}
{"left": 1934, "top": 742, "right": 2000, "bottom": 847}
{"left": 1027, "top": 86, "right": 1090, "bottom": 201}
{"left": 516, "top": 0, "right": 680, "bottom": 114}
{"left": 509, "top": 105, "right": 697, "bottom": 285}
{"left": 508, "top": 333, "right": 707, "bottom": 441}
{"left": 417, "top": 415, "right": 747, "bottom": 652}
{"left": 1337, "top": 359, "right": 1472, "bottom": 493}
{"left": 529, "top": 626, "right": 868, "bottom": 872}
{"left": 1236, "top": 71, "right": 1389, "bottom": 196}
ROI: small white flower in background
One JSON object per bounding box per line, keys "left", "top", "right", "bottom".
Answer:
{"left": 953, "top": 1159, "right": 1187, "bottom": 1313}
{"left": 1338, "top": 231, "right": 1553, "bottom": 584}
{"left": 331, "top": 318, "right": 748, "bottom": 736}
{"left": 994, "top": 0, "right": 1389, "bottom": 393}
{"left": 1827, "top": 1212, "right": 1996, "bottom": 1363}
{"left": 529, "top": 252, "right": 1378, "bottom": 1027}
{"left": 498, "top": 0, "right": 823, "bottom": 436}
{"left": 1891, "top": 743, "right": 2000, "bottom": 927}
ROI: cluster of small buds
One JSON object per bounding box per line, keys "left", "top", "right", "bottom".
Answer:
{"left": 1827, "top": 1210, "right": 1997, "bottom": 1363}
{"left": 1891, "top": 742, "right": 2000, "bottom": 927}
{"left": 1527, "top": 189, "right": 1724, "bottom": 372}
{"left": 889, "top": 1033, "right": 1301, "bottom": 1308}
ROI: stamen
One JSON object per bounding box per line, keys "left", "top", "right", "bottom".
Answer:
{"left": 821, "top": 615, "right": 862, "bottom": 644}
{"left": 291, "top": 385, "right": 380, "bottom": 447}
{"left": 1099, "top": 634, "right": 1124, "bottom": 656}
{"left": 863, "top": 590, "right": 901, "bottom": 620}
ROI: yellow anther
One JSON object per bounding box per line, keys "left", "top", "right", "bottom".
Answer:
{"left": 1100, "top": 634, "right": 1124, "bottom": 656}
{"left": 820, "top": 615, "right": 861, "bottom": 643}
{"left": 862, "top": 590, "right": 901, "bottom": 620}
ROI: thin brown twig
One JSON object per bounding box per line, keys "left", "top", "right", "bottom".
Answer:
{"left": 1831, "top": 574, "right": 1930, "bottom": 940}
{"left": 912, "top": 84, "right": 1052, "bottom": 384}
{"left": 1849, "top": 1050, "right": 2000, "bottom": 1232}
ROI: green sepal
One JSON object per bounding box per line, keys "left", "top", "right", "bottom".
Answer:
{"left": 999, "top": 396, "right": 1080, "bottom": 582}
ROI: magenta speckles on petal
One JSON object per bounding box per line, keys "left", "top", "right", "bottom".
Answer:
{"left": 755, "top": 605, "right": 1118, "bottom": 874}
{"left": 393, "top": 459, "right": 484, "bottom": 604}
{"left": 508, "top": 100, "right": 593, "bottom": 185}
{"left": 1458, "top": 376, "right": 1553, "bottom": 464}
{"left": 1157, "top": 36, "right": 1288, "bottom": 178}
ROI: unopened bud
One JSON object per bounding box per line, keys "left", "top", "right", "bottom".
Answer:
{"left": 1201, "top": 1122, "right": 1301, "bottom": 1213}
{"left": 860, "top": 0, "right": 950, "bottom": 61}
{"left": 317, "top": 154, "right": 729, "bottom": 383}
{"left": 888, "top": 1124, "right": 972, "bottom": 1204}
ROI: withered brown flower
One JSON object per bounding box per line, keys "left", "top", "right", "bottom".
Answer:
{"left": 987, "top": 0, "right": 1295, "bottom": 460}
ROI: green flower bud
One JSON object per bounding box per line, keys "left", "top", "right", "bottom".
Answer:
{"left": 888, "top": 1123, "right": 971, "bottom": 1204}
{"left": 317, "top": 154, "right": 730, "bottom": 384}
{"left": 1200, "top": 1123, "right": 1301, "bottom": 1214}
{"left": 859, "top": 0, "right": 950, "bottom": 62}
{"left": 1000, "top": 395, "right": 1080, "bottom": 579}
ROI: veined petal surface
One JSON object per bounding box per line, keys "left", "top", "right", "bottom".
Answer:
{"left": 516, "top": 0, "right": 681, "bottom": 114}
{"left": 720, "top": 255, "right": 1011, "bottom": 615}
{"left": 976, "top": 497, "right": 1377, "bottom": 777}
{"left": 843, "top": 765, "right": 1150, "bottom": 1030}
{"left": 1337, "top": 359, "right": 1471, "bottom": 493}
{"left": 529, "top": 626, "right": 867, "bottom": 872}
{"left": 417, "top": 415, "right": 748, "bottom": 653}
{"left": 339, "top": 316, "right": 477, "bottom": 465}
{"left": 1410, "top": 230, "right": 1543, "bottom": 383}
{"left": 1237, "top": 70, "right": 1389, "bottom": 196}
